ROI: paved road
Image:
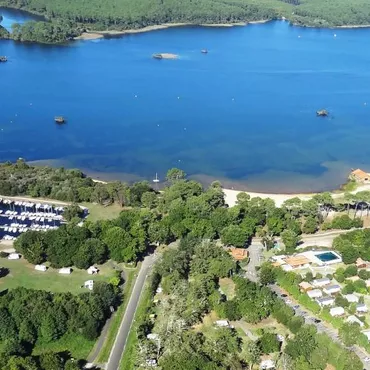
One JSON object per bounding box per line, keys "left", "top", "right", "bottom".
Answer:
{"left": 269, "top": 283, "right": 370, "bottom": 370}
{"left": 245, "top": 243, "right": 262, "bottom": 282}
{"left": 106, "top": 253, "right": 156, "bottom": 370}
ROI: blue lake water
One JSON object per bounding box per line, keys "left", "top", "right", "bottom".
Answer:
{"left": 2, "top": 8, "right": 370, "bottom": 192}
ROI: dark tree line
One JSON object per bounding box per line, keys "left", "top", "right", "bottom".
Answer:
{"left": 0, "top": 283, "right": 118, "bottom": 369}
{"left": 0, "top": 159, "right": 154, "bottom": 205}
{"left": 1, "top": 0, "right": 370, "bottom": 44}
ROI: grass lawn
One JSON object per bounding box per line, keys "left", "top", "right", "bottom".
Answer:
{"left": 33, "top": 333, "right": 95, "bottom": 359}
{"left": 219, "top": 278, "right": 235, "bottom": 300}
{"left": 95, "top": 267, "right": 138, "bottom": 363}
{"left": 81, "top": 202, "right": 123, "bottom": 222}
{"left": 0, "top": 258, "right": 116, "bottom": 294}
{"left": 120, "top": 282, "right": 153, "bottom": 370}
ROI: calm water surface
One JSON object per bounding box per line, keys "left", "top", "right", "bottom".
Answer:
{"left": 1, "top": 9, "right": 370, "bottom": 192}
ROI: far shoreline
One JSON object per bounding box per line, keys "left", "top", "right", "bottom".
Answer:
{"left": 76, "top": 20, "right": 270, "bottom": 40}
{"left": 74, "top": 18, "right": 370, "bottom": 41}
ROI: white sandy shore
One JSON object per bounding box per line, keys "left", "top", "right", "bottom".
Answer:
{"left": 76, "top": 20, "right": 269, "bottom": 40}
{"left": 223, "top": 183, "right": 370, "bottom": 207}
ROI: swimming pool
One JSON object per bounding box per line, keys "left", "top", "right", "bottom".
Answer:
{"left": 315, "top": 252, "right": 339, "bottom": 263}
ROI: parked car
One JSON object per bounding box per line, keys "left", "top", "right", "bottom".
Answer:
{"left": 314, "top": 319, "right": 321, "bottom": 324}
{"left": 281, "top": 294, "right": 288, "bottom": 298}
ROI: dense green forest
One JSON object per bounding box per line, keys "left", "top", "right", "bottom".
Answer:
{"left": 1, "top": 0, "right": 370, "bottom": 43}
{"left": 133, "top": 237, "right": 363, "bottom": 369}
{"left": 0, "top": 283, "right": 118, "bottom": 369}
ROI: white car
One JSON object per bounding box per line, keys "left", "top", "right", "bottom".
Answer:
{"left": 364, "top": 357, "right": 370, "bottom": 362}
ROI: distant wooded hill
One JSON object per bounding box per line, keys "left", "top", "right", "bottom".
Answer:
{"left": 1, "top": 0, "right": 370, "bottom": 29}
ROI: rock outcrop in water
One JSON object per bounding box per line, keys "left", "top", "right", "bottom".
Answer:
{"left": 316, "top": 109, "right": 328, "bottom": 117}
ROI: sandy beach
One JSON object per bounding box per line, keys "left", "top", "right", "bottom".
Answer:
{"left": 74, "top": 32, "right": 104, "bottom": 40}
{"left": 223, "top": 183, "right": 370, "bottom": 207}
{"left": 74, "top": 20, "right": 269, "bottom": 41}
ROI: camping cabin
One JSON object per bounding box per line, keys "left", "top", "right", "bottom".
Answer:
{"left": 87, "top": 266, "right": 99, "bottom": 275}
{"left": 8, "top": 253, "right": 20, "bottom": 260}
{"left": 215, "top": 320, "right": 230, "bottom": 327}
{"left": 323, "top": 285, "right": 341, "bottom": 295}
{"left": 59, "top": 267, "right": 72, "bottom": 274}
{"left": 312, "top": 277, "right": 331, "bottom": 288}
{"left": 307, "top": 289, "right": 322, "bottom": 299}
{"left": 84, "top": 280, "right": 94, "bottom": 290}
{"left": 330, "top": 307, "right": 345, "bottom": 317}
{"left": 299, "top": 282, "right": 313, "bottom": 292}
{"left": 35, "top": 264, "right": 47, "bottom": 272}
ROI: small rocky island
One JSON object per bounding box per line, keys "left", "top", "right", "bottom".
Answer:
{"left": 152, "top": 53, "right": 178, "bottom": 60}
{"left": 316, "top": 109, "right": 329, "bottom": 117}
{"left": 0, "top": 56, "right": 7, "bottom": 62}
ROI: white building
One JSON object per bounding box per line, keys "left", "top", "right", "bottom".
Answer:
{"left": 260, "top": 359, "right": 275, "bottom": 369}
{"left": 316, "top": 297, "right": 335, "bottom": 307}
{"left": 346, "top": 315, "right": 364, "bottom": 327}
{"left": 344, "top": 294, "right": 359, "bottom": 303}
{"left": 35, "top": 264, "right": 47, "bottom": 272}
{"left": 330, "top": 307, "right": 345, "bottom": 317}
{"left": 323, "top": 285, "right": 341, "bottom": 295}
{"left": 8, "top": 253, "right": 20, "bottom": 260}
{"left": 356, "top": 304, "right": 368, "bottom": 314}
{"left": 59, "top": 267, "right": 72, "bottom": 274}
{"left": 215, "top": 320, "right": 230, "bottom": 327}
{"left": 147, "top": 333, "right": 159, "bottom": 340}
{"left": 87, "top": 266, "right": 99, "bottom": 275}
{"left": 84, "top": 280, "right": 94, "bottom": 290}
{"left": 312, "top": 277, "right": 331, "bottom": 288}
{"left": 307, "top": 289, "right": 323, "bottom": 299}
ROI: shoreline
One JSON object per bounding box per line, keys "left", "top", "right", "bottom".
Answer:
{"left": 75, "top": 20, "right": 269, "bottom": 40}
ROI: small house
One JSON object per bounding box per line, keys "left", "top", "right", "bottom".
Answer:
{"left": 312, "top": 277, "right": 331, "bottom": 288}
{"left": 366, "top": 279, "right": 370, "bottom": 288}
{"left": 35, "top": 264, "right": 47, "bottom": 272}
{"left": 260, "top": 359, "right": 275, "bottom": 369}
{"left": 346, "top": 315, "right": 364, "bottom": 327}
{"left": 156, "top": 286, "right": 163, "bottom": 294}
{"left": 59, "top": 267, "right": 72, "bottom": 274}
{"left": 299, "top": 282, "right": 313, "bottom": 292}
{"left": 330, "top": 307, "right": 345, "bottom": 317}
{"left": 84, "top": 280, "right": 94, "bottom": 290}
{"left": 8, "top": 253, "right": 20, "bottom": 260}
{"left": 87, "top": 266, "right": 99, "bottom": 275}
{"left": 228, "top": 247, "right": 248, "bottom": 261}
{"left": 323, "top": 285, "right": 341, "bottom": 295}
{"left": 356, "top": 304, "right": 368, "bottom": 314}
{"left": 350, "top": 169, "right": 370, "bottom": 183}
{"left": 316, "top": 296, "right": 335, "bottom": 307}
{"left": 356, "top": 258, "right": 368, "bottom": 269}
{"left": 344, "top": 294, "right": 359, "bottom": 303}
{"left": 307, "top": 289, "right": 323, "bottom": 299}
{"left": 215, "top": 320, "right": 230, "bottom": 327}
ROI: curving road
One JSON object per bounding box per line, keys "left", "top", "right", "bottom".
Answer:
{"left": 106, "top": 253, "right": 156, "bottom": 370}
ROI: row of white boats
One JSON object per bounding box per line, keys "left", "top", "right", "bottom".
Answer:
{"left": 3, "top": 223, "right": 58, "bottom": 233}
{"left": 0, "top": 210, "right": 64, "bottom": 221}
{"left": 1, "top": 199, "right": 65, "bottom": 212}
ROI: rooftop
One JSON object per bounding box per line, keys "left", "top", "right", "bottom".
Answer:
{"left": 284, "top": 255, "right": 311, "bottom": 267}
{"left": 351, "top": 168, "right": 370, "bottom": 180}
{"left": 228, "top": 247, "right": 248, "bottom": 261}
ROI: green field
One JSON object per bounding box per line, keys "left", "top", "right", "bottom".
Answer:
{"left": 0, "top": 258, "right": 117, "bottom": 294}
{"left": 82, "top": 202, "right": 123, "bottom": 222}
{"left": 33, "top": 332, "right": 95, "bottom": 359}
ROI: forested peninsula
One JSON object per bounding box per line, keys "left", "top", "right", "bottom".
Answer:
{"left": 1, "top": 0, "right": 370, "bottom": 43}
